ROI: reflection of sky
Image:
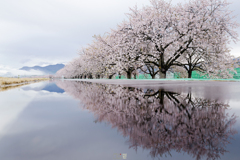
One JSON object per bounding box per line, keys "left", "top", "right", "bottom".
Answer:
{"left": 223, "top": 100, "right": 240, "bottom": 160}
{"left": 0, "top": 82, "right": 66, "bottom": 138}
{"left": 22, "top": 81, "right": 65, "bottom": 93}
{"left": 0, "top": 87, "right": 38, "bottom": 137}
{"left": 0, "top": 81, "right": 240, "bottom": 160}
{"left": 0, "top": 81, "right": 152, "bottom": 160}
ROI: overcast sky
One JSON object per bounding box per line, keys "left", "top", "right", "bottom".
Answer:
{"left": 0, "top": 0, "right": 240, "bottom": 76}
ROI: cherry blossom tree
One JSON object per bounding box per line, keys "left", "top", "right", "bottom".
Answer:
{"left": 125, "top": 0, "right": 238, "bottom": 78}
{"left": 111, "top": 22, "right": 145, "bottom": 79}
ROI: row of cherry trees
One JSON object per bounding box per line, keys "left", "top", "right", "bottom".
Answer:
{"left": 57, "top": 0, "right": 238, "bottom": 79}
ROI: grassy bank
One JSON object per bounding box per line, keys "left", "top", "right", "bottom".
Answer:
{"left": 0, "top": 77, "right": 49, "bottom": 86}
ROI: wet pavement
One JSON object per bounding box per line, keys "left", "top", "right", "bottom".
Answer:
{"left": 0, "top": 80, "right": 240, "bottom": 160}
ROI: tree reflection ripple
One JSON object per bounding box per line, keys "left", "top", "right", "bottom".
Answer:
{"left": 56, "top": 81, "right": 237, "bottom": 160}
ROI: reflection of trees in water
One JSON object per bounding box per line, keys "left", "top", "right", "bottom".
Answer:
{"left": 56, "top": 81, "right": 237, "bottom": 160}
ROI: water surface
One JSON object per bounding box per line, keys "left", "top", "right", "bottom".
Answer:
{"left": 0, "top": 80, "right": 240, "bottom": 160}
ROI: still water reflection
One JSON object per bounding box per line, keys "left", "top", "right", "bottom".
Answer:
{"left": 0, "top": 80, "right": 239, "bottom": 160}
{"left": 56, "top": 81, "right": 238, "bottom": 160}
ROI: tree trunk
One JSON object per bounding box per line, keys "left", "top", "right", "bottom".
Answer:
{"left": 152, "top": 74, "right": 155, "bottom": 79}
{"left": 134, "top": 74, "right": 137, "bottom": 79}
{"left": 127, "top": 71, "right": 132, "bottom": 79}
{"left": 188, "top": 70, "right": 192, "bottom": 78}
{"left": 159, "top": 89, "right": 164, "bottom": 106}
{"left": 109, "top": 75, "right": 113, "bottom": 79}
{"left": 158, "top": 54, "right": 166, "bottom": 79}
{"left": 119, "top": 74, "right": 121, "bottom": 79}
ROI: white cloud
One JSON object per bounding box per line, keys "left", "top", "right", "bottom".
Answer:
{"left": 0, "top": 65, "right": 45, "bottom": 77}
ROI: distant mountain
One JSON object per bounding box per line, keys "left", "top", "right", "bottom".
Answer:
{"left": 20, "top": 64, "right": 65, "bottom": 74}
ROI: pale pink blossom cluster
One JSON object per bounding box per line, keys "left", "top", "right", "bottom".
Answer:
{"left": 57, "top": 0, "right": 238, "bottom": 79}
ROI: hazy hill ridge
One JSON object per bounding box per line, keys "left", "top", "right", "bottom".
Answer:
{"left": 20, "top": 64, "right": 65, "bottom": 74}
